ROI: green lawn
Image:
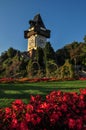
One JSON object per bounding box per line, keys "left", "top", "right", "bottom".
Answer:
{"left": 0, "top": 80, "right": 86, "bottom": 108}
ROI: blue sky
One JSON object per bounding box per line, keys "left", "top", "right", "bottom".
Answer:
{"left": 0, "top": 0, "right": 86, "bottom": 55}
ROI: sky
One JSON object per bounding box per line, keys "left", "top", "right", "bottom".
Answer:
{"left": 0, "top": 0, "right": 86, "bottom": 55}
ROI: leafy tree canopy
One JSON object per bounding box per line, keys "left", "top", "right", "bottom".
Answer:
{"left": 0, "top": 35, "right": 86, "bottom": 78}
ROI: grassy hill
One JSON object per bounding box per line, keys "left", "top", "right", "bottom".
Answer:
{"left": 0, "top": 41, "right": 86, "bottom": 78}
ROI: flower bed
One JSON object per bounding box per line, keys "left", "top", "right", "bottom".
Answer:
{"left": 0, "top": 89, "right": 86, "bottom": 130}
{"left": 0, "top": 77, "right": 75, "bottom": 83}
{"left": 0, "top": 77, "right": 56, "bottom": 83}
{"left": 79, "top": 77, "right": 86, "bottom": 81}
{"left": 0, "top": 77, "right": 15, "bottom": 83}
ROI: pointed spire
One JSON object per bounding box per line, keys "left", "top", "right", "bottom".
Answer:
{"left": 33, "top": 14, "right": 46, "bottom": 28}
{"left": 24, "top": 14, "right": 50, "bottom": 39}
{"left": 29, "top": 14, "right": 46, "bottom": 29}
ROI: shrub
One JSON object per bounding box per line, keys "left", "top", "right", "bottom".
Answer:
{"left": 0, "top": 89, "right": 86, "bottom": 130}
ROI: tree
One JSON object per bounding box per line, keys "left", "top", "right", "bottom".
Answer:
{"left": 27, "top": 60, "right": 40, "bottom": 77}
{"left": 56, "top": 49, "right": 67, "bottom": 66}
{"left": 44, "top": 42, "right": 56, "bottom": 62}
{"left": 0, "top": 51, "right": 8, "bottom": 62}
{"left": 35, "top": 47, "right": 44, "bottom": 67}
{"left": 44, "top": 42, "right": 57, "bottom": 76}
{"left": 69, "top": 41, "right": 80, "bottom": 66}
{"left": 60, "top": 60, "right": 74, "bottom": 78}
{"left": 80, "top": 44, "right": 86, "bottom": 66}
{"left": 7, "top": 47, "right": 17, "bottom": 58}
{"left": 83, "top": 35, "right": 86, "bottom": 43}
{"left": 46, "top": 60, "right": 58, "bottom": 77}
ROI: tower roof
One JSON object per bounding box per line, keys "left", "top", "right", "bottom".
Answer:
{"left": 24, "top": 14, "right": 50, "bottom": 38}
{"left": 29, "top": 14, "right": 46, "bottom": 29}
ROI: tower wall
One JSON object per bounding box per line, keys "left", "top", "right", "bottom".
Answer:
{"left": 24, "top": 14, "right": 50, "bottom": 52}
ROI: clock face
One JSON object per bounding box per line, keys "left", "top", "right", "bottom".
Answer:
{"left": 29, "top": 36, "right": 35, "bottom": 48}
{"left": 36, "top": 36, "right": 46, "bottom": 48}
{"left": 28, "top": 35, "right": 46, "bottom": 50}
{"left": 29, "top": 38, "right": 34, "bottom": 46}
{"left": 38, "top": 39, "right": 44, "bottom": 46}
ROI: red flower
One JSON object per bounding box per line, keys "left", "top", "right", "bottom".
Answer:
{"left": 12, "top": 99, "right": 24, "bottom": 111}
{"left": 61, "top": 103, "right": 68, "bottom": 112}
{"left": 12, "top": 112, "right": 16, "bottom": 119}
{"left": 12, "top": 99, "right": 24, "bottom": 105}
{"left": 11, "top": 118, "right": 18, "bottom": 128}
{"left": 50, "top": 112, "right": 59, "bottom": 124}
{"left": 68, "top": 118, "right": 75, "bottom": 129}
{"left": 19, "top": 121, "right": 28, "bottom": 130}
{"left": 62, "top": 95, "right": 68, "bottom": 102}
{"left": 5, "top": 107, "right": 11, "bottom": 114}
{"left": 40, "top": 102, "right": 50, "bottom": 110}
{"left": 26, "top": 104, "right": 33, "bottom": 113}
{"left": 31, "top": 114, "right": 41, "bottom": 125}
{"left": 30, "top": 95, "right": 35, "bottom": 102}
{"left": 79, "top": 94, "right": 84, "bottom": 100}
{"left": 80, "top": 88, "right": 86, "bottom": 95}
{"left": 76, "top": 118, "right": 83, "bottom": 130}
{"left": 5, "top": 107, "right": 12, "bottom": 119}
{"left": 0, "top": 89, "right": 86, "bottom": 129}
{"left": 78, "top": 100, "right": 85, "bottom": 108}
{"left": 25, "top": 113, "right": 31, "bottom": 122}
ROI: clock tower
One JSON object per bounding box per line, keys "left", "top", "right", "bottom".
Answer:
{"left": 24, "top": 14, "right": 50, "bottom": 52}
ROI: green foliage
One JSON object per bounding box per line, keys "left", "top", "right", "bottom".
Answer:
{"left": 56, "top": 48, "right": 68, "bottom": 66}
{"left": 1, "top": 37, "right": 86, "bottom": 78}
{"left": 27, "top": 60, "right": 40, "bottom": 77}
{"left": 46, "top": 60, "right": 58, "bottom": 77}
{"left": 0, "top": 51, "right": 8, "bottom": 62}
{"left": 0, "top": 48, "right": 28, "bottom": 78}
{"left": 83, "top": 35, "right": 86, "bottom": 43}
{"left": 35, "top": 47, "right": 44, "bottom": 67}
{"left": 60, "top": 60, "right": 74, "bottom": 78}
{"left": 56, "top": 41, "right": 86, "bottom": 66}
{"left": 44, "top": 42, "right": 56, "bottom": 62}
{"left": 7, "top": 47, "right": 17, "bottom": 58}
{"left": 80, "top": 44, "right": 86, "bottom": 66}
